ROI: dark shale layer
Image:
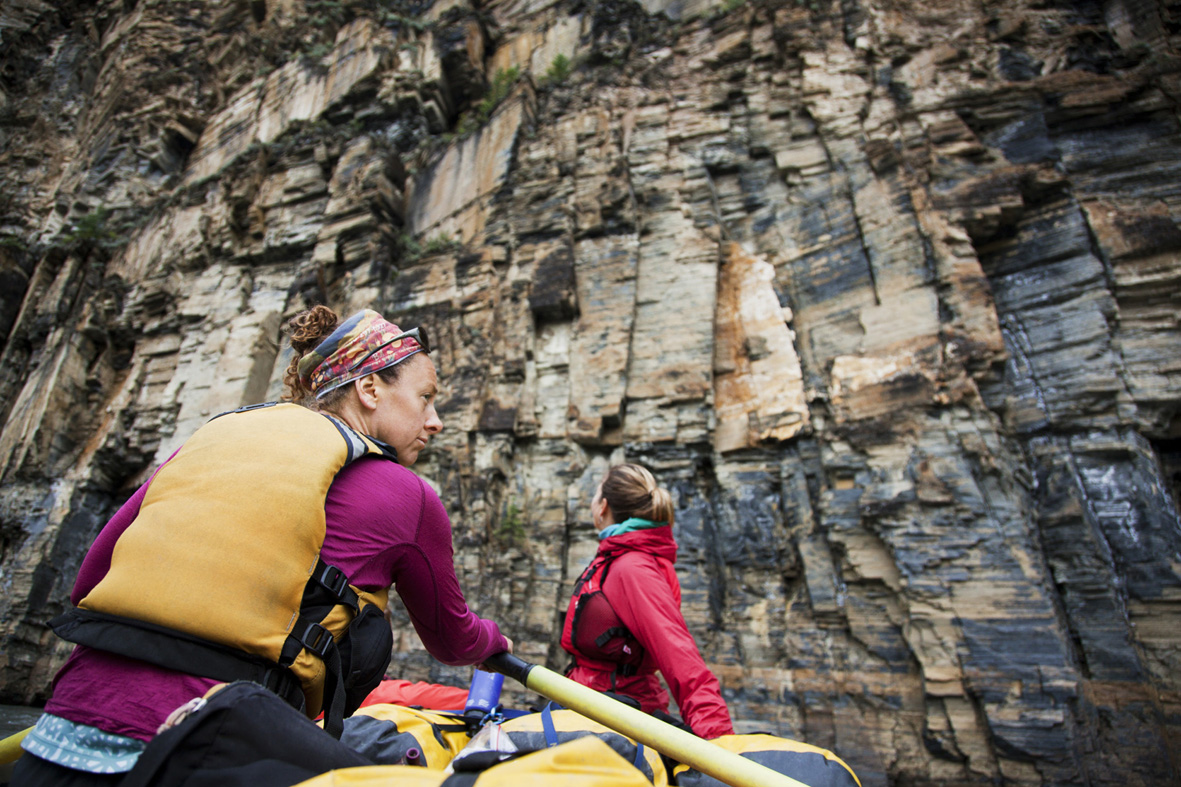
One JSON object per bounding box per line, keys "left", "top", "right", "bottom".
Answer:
{"left": 1, "top": 0, "right": 1180, "bottom": 784}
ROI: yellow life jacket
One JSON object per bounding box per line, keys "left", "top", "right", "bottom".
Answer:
{"left": 51, "top": 402, "right": 397, "bottom": 735}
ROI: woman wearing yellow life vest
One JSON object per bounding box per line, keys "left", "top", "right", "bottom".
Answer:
{"left": 560, "top": 463, "right": 733, "bottom": 739}
{"left": 16, "top": 306, "right": 511, "bottom": 786}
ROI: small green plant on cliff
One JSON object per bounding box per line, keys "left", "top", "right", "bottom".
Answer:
{"left": 381, "top": 11, "right": 430, "bottom": 32}
{"left": 394, "top": 231, "right": 462, "bottom": 262}
{"left": 63, "top": 209, "right": 118, "bottom": 248}
{"left": 454, "top": 113, "right": 480, "bottom": 138}
{"left": 395, "top": 231, "right": 423, "bottom": 262}
{"left": 544, "top": 53, "right": 573, "bottom": 84}
{"left": 423, "top": 233, "right": 461, "bottom": 255}
{"left": 476, "top": 66, "right": 521, "bottom": 122}
{"left": 304, "top": 43, "right": 333, "bottom": 60}
{"left": 453, "top": 66, "right": 522, "bottom": 137}
{"left": 497, "top": 501, "right": 526, "bottom": 543}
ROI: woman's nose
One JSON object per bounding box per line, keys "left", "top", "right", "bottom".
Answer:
{"left": 425, "top": 406, "right": 443, "bottom": 433}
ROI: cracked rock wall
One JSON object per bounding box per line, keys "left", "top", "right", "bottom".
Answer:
{"left": 2, "top": 0, "right": 1180, "bottom": 784}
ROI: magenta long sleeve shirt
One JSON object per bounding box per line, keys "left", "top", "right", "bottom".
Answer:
{"left": 47, "top": 455, "right": 506, "bottom": 741}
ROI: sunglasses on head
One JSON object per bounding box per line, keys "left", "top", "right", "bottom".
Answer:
{"left": 393, "top": 326, "right": 431, "bottom": 355}
{"left": 348, "top": 325, "right": 432, "bottom": 372}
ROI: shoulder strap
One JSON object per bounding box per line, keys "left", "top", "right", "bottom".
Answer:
{"left": 574, "top": 550, "right": 619, "bottom": 596}
{"left": 208, "top": 401, "right": 279, "bottom": 421}
{"left": 319, "top": 412, "right": 398, "bottom": 463}
{"left": 597, "top": 552, "right": 620, "bottom": 586}
{"left": 208, "top": 402, "right": 398, "bottom": 464}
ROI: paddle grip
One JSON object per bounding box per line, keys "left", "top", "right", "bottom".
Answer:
{"left": 482, "top": 651, "right": 533, "bottom": 685}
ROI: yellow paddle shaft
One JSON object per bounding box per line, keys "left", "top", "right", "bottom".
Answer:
{"left": 0, "top": 726, "right": 31, "bottom": 765}
{"left": 485, "top": 653, "right": 811, "bottom": 787}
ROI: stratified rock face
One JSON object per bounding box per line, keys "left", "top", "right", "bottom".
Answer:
{"left": 1, "top": 0, "right": 1179, "bottom": 783}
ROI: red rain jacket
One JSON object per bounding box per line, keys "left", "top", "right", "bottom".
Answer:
{"left": 561, "top": 527, "right": 734, "bottom": 739}
{"left": 360, "top": 679, "right": 470, "bottom": 710}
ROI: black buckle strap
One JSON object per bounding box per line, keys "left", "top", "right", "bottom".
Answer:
{"left": 293, "top": 619, "right": 334, "bottom": 660}
{"left": 317, "top": 564, "right": 349, "bottom": 600}
{"left": 310, "top": 561, "right": 358, "bottom": 612}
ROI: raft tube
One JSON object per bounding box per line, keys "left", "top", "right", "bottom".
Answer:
{"left": 484, "top": 652, "right": 813, "bottom": 787}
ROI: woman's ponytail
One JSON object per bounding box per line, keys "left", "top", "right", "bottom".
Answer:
{"left": 648, "top": 486, "right": 675, "bottom": 525}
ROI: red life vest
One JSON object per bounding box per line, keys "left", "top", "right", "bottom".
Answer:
{"left": 560, "top": 553, "right": 644, "bottom": 679}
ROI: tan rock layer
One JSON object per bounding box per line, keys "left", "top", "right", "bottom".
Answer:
{"left": 1, "top": 0, "right": 1179, "bottom": 784}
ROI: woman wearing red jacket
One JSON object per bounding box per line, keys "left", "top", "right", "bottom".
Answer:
{"left": 560, "top": 463, "right": 734, "bottom": 739}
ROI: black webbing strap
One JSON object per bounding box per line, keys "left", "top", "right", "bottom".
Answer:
{"left": 281, "top": 619, "right": 335, "bottom": 666}
{"left": 321, "top": 639, "right": 347, "bottom": 739}
{"left": 310, "top": 561, "right": 359, "bottom": 612}
{"left": 49, "top": 609, "right": 306, "bottom": 710}
{"left": 275, "top": 559, "right": 368, "bottom": 738}
{"left": 284, "top": 561, "right": 356, "bottom": 672}
{"left": 274, "top": 616, "right": 348, "bottom": 739}
{"left": 593, "top": 556, "right": 641, "bottom": 678}
{"left": 594, "top": 626, "right": 631, "bottom": 648}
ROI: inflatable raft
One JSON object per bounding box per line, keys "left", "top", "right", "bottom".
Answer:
{"left": 0, "top": 658, "right": 861, "bottom": 787}
{"left": 308, "top": 700, "right": 863, "bottom": 787}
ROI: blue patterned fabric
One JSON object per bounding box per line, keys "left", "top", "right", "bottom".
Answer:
{"left": 22, "top": 713, "right": 145, "bottom": 773}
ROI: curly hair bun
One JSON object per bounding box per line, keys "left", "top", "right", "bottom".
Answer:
{"left": 283, "top": 305, "right": 340, "bottom": 401}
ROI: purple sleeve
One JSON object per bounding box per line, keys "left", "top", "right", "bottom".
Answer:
{"left": 395, "top": 489, "right": 508, "bottom": 664}
{"left": 322, "top": 459, "right": 508, "bottom": 666}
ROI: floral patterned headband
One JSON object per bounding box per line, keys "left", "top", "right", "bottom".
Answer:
{"left": 297, "top": 309, "right": 429, "bottom": 399}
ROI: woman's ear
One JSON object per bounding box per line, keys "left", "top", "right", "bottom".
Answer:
{"left": 595, "top": 495, "right": 612, "bottom": 526}
{"left": 355, "top": 374, "right": 380, "bottom": 411}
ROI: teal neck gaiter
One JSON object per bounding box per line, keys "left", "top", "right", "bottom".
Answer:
{"left": 598, "top": 517, "right": 668, "bottom": 541}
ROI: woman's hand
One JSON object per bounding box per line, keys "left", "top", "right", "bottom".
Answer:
{"left": 476, "top": 637, "right": 513, "bottom": 672}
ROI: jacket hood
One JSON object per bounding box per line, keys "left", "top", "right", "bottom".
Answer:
{"left": 598, "top": 525, "right": 678, "bottom": 563}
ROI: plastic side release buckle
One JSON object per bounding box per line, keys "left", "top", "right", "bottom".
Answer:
{"left": 296, "top": 620, "right": 334, "bottom": 659}
{"left": 317, "top": 564, "right": 349, "bottom": 600}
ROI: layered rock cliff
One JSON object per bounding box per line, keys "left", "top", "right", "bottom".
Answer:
{"left": 2, "top": 0, "right": 1180, "bottom": 783}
